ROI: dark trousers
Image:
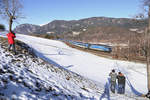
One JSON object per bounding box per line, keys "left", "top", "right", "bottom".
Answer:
{"left": 8, "top": 44, "right": 16, "bottom": 53}
{"left": 110, "top": 81, "right": 116, "bottom": 93}
{"left": 118, "top": 84, "right": 125, "bottom": 94}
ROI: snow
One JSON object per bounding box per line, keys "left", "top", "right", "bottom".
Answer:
{"left": 16, "top": 34, "right": 147, "bottom": 91}
{"left": 0, "top": 40, "right": 103, "bottom": 100}
{"left": 0, "top": 32, "right": 149, "bottom": 99}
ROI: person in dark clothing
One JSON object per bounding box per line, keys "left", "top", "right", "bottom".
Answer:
{"left": 6, "top": 31, "right": 16, "bottom": 54}
{"left": 117, "top": 72, "right": 126, "bottom": 94}
{"left": 109, "top": 69, "right": 117, "bottom": 93}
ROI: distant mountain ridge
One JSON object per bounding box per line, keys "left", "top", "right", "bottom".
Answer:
{"left": 14, "top": 24, "right": 41, "bottom": 34}
{"left": 14, "top": 17, "right": 147, "bottom": 35}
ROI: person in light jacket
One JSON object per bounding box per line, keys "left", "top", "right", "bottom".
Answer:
{"left": 109, "top": 69, "right": 117, "bottom": 93}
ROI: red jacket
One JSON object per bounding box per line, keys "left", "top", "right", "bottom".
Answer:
{"left": 7, "top": 32, "right": 16, "bottom": 44}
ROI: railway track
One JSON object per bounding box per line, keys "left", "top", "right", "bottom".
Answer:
{"left": 65, "top": 41, "right": 147, "bottom": 64}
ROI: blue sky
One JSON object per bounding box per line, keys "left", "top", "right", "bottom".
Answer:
{"left": 1, "top": 0, "right": 142, "bottom": 29}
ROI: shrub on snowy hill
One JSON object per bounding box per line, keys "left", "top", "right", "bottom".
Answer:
{"left": 0, "top": 24, "right": 5, "bottom": 31}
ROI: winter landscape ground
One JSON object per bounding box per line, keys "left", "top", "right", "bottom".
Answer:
{"left": 0, "top": 32, "right": 149, "bottom": 100}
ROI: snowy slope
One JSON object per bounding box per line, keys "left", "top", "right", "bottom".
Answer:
{"left": 16, "top": 34, "right": 147, "bottom": 92}
{"left": 0, "top": 39, "right": 103, "bottom": 99}
{"left": 0, "top": 32, "right": 148, "bottom": 99}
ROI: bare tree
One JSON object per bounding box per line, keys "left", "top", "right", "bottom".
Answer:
{"left": 0, "top": 0, "right": 23, "bottom": 32}
{"left": 141, "top": 0, "right": 150, "bottom": 95}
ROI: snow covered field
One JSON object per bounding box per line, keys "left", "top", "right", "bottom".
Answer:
{"left": 0, "top": 32, "right": 149, "bottom": 99}
{"left": 0, "top": 39, "right": 103, "bottom": 100}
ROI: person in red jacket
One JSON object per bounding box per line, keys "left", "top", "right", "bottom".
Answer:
{"left": 7, "top": 31, "right": 16, "bottom": 54}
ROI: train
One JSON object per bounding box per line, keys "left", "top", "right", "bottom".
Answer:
{"left": 65, "top": 40, "right": 112, "bottom": 53}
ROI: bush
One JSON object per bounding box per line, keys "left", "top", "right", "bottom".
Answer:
{"left": 0, "top": 24, "right": 5, "bottom": 31}
{"left": 44, "top": 34, "right": 55, "bottom": 39}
